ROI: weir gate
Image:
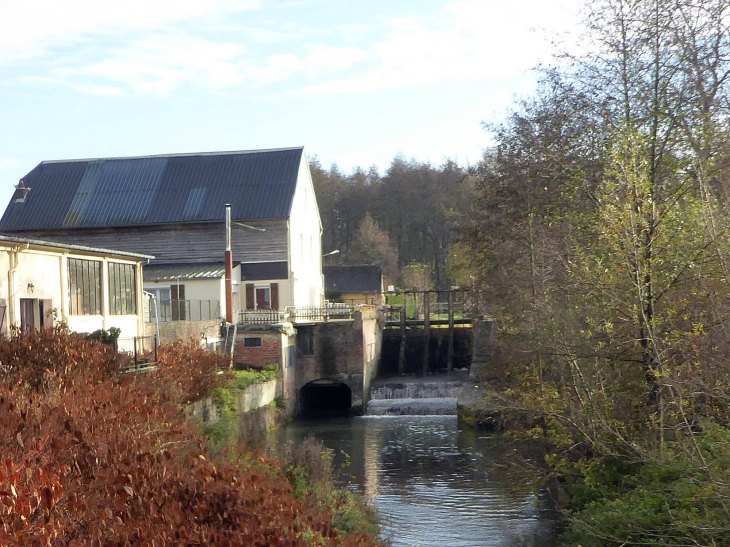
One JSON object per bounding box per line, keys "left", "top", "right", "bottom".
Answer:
{"left": 380, "top": 290, "right": 474, "bottom": 376}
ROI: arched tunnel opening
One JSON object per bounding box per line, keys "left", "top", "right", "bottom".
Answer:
{"left": 300, "top": 380, "right": 352, "bottom": 417}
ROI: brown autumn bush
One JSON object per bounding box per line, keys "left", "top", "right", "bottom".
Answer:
{"left": 0, "top": 331, "right": 383, "bottom": 547}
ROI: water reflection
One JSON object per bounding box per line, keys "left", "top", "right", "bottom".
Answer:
{"left": 273, "top": 416, "right": 557, "bottom": 547}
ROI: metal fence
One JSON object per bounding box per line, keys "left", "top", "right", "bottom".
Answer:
{"left": 116, "top": 335, "right": 159, "bottom": 373}
{"left": 149, "top": 299, "right": 220, "bottom": 323}
{"left": 382, "top": 290, "right": 473, "bottom": 323}
{"left": 239, "top": 309, "right": 289, "bottom": 324}
{"left": 238, "top": 304, "right": 354, "bottom": 324}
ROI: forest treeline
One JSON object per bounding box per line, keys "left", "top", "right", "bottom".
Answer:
{"left": 310, "top": 156, "right": 474, "bottom": 289}
{"left": 315, "top": 0, "right": 730, "bottom": 544}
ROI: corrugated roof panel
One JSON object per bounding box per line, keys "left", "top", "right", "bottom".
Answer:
{"left": 182, "top": 187, "right": 208, "bottom": 220}
{"left": 0, "top": 148, "right": 304, "bottom": 231}
{"left": 79, "top": 158, "right": 166, "bottom": 226}
{"left": 323, "top": 265, "right": 383, "bottom": 293}
{"left": 144, "top": 261, "right": 230, "bottom": 281}
{"left": 0, "top": 161, "right": 88, "bottom": 231}
{"left": 240, "top": 261, "right": 288, "bottom": 281}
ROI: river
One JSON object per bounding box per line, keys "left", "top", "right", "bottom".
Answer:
{"left": 271, "top": 415, "right": 558, "bottom": 547}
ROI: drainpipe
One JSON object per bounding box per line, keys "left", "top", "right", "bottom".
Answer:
{"left": 225, "top": 204, "right": 234, "bottom": 324}
{"left": 7, "top": 244, "right": 28, "bottom": 330}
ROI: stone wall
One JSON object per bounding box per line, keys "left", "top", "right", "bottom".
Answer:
{"left": 296, "top": 309, "right": 384, "bottom": 407}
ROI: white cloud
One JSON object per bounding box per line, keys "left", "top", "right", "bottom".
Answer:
{"left": 53, "top": 36, "right": 246, "bottom": 96}
{"left": 295, "top": 0, "right": 582, "bottom": 95}
{"left": 17, "top": 75, "right": 125, "bottom": 96}
{"left": 0, "top": 0, "right": 259, "bottom": 66}
{"left": 2, "top": 0, "right": 583, "bottom": 98}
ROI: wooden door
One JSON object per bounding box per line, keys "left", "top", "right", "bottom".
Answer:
{"left": 256, "top": 288, "right": 269, "bottom": 310}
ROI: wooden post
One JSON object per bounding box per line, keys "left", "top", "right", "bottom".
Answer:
{"left": 422, "top": 291, "right": 430, "bottom": 376}
{"left": 398, "top": 304, "right": 407, "bottom": 375}
{"left": 447, "top": 290, "right": 455, "bottom": 373}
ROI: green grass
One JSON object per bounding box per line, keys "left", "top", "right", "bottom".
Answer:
{"left": 229, "top": 364, "right": 278, "bottom": 390}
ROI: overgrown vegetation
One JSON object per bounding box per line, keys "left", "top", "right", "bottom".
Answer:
{"left": 280, "top": 437, "right": 380, "bottom": 539}
{"left": 204, "top": 364, "right": 280, "bottom": 447}
{"left": 0, "top": 327, "right": 382, "bottom": 546}
{"left": 448, "top": 0, "right": 730, "bottom": 544}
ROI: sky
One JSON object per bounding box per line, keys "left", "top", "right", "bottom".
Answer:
{"left": 0, "top": 0, "right": 584, "bottom": 206}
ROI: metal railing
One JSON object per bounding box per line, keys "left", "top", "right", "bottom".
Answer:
{"left": 239, "top": 309, "right": 289, "bottom": 324}
{"left": 237, "top": 303, "right": 355, "bottom": 324}
{"left": 382, "top": 290, "right": 473, "bottom": 323}
{"left": 116, "top": 335, "right": 159, "bottom": 373}
{"left": 149, "top": 299, "right": 221, "bottom": 323}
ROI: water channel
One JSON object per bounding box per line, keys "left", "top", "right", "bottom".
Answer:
{"left": 271, "top": 416, "right": 559, "bottom": 547}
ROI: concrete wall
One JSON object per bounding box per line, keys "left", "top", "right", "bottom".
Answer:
{"left": 145, "top": 318, "right": 221, "bottom": 345}
{"left": 340, "top": 292, "right": 383, "bottom": 306}
{"left": 296, "top": 309, "right": 384, "bottom": 407}
{"left": 189, "top": 378, "right": 287, "bottom": 439}
{"left": 360, "top": 309, "right": 383, "bottom": 404}
{"left": 470, "top": 319, "right": 497, "bottom": 381}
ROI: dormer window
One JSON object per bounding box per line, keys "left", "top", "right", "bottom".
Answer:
{"left": 13, "top": 181, "right": 30, "bottom": 203}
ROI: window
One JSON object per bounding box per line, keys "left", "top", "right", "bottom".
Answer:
{"left": 109, "top": 262, "right": 137, "bottom": 315}
{"left": 297, "top": 326, "right": 314, "bottom": 355}
{"left": 245, "top": 283, "right": 279, "bottom": 310}
{"left": 20, "top": 299, "right": 35, "bottom": 333}
{"left": 244, "top": 337, "right": 262, "bottom": 347}
{"left": 68, "top": 258, "right": 102, "bottom": 315}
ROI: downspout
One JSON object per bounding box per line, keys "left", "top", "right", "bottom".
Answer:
{"left": 7, "top": 244, "right": 28, "bottom": 330}
{"left": 224, "top": 204, "right": 234, "bottom": 324}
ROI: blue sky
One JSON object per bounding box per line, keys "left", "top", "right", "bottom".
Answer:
{"left": 0, "top": 0, "right": 583, "bottom": 205}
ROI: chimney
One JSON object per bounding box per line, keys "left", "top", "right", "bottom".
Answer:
{"left": 224, "top": 204, "right": 234, "bottom": 324}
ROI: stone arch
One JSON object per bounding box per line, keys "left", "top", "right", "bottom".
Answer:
{"left": 299, "top": 379, "right": 352, "bottom": 415}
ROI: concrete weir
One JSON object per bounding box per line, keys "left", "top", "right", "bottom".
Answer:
{"left": 365, "top": 372, "right": 471, "bottom": 416}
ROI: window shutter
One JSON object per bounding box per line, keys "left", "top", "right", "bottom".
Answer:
{"left": 40, "top": 299, "right": 53, "bottom": 330}
{"left": 0, "top": 298, "right": 7, "bottom": 336}
{"left": 270, "top": 283, "right": 279, "bottom": 310}
{"left": 245, "top": 283, "right": 255, "bottom": 310}
{"left": 171, "top": 284, "right": 186, "bottom": 321}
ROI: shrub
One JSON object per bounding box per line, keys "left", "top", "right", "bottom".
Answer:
{"left": 0, "top": 331, "right": 383, "bottom": 546}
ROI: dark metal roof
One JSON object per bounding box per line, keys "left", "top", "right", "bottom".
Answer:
{"left": 0, "top": 148, "right": 304, "bottom": 231}
{"left": 143, "top": 261, "right": 237, "bottom": 282}
{"left": 240, "top": 261, "right": 289, "bottom": 281}
{"left": 0, "top": 233, "right": 153, "bottom": 260}
{"left": 323, "top": 265, "right": 383, "bottom": 293}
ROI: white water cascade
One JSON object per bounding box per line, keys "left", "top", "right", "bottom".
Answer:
{"left": 365, "top": 378, "right": 467, "bottom": 416}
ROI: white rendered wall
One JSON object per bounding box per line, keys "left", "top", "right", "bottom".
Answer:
{"left": 0, "top": 245, "right": 144, "bottom": 338}
{"left": 287, "top": 153, "right": 324, "bottom": 308}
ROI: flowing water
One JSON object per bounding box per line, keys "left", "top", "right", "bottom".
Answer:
{"left": 272, "top": 415, "right": 558, "bottom": 547}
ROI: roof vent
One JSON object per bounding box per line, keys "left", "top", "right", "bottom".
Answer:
{"left": 13, "top": 181, "right": 30, "bottom": 203}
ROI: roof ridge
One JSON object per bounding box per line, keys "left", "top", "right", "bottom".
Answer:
{"left": 40, "top": 146, "right": 305, "bottom": 165}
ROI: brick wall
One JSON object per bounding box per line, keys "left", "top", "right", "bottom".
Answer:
{"left": 234, "top": 331, "right": 281, "bottom": 369}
